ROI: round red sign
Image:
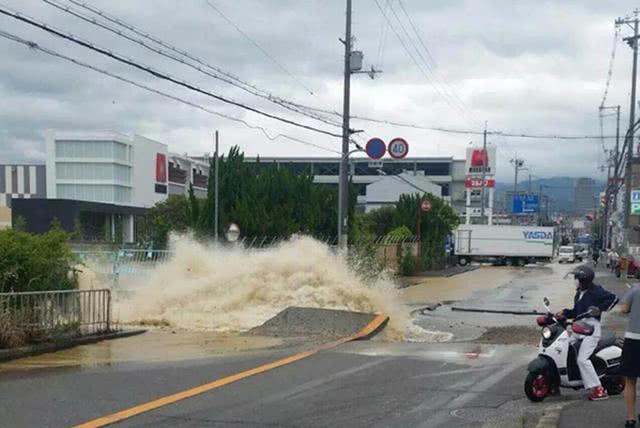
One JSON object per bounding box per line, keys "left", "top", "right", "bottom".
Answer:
{"left": 421, "top": 200, "right": 432, "bottom": 212}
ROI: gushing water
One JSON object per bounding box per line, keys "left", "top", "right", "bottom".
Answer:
{"left": 115, "top": 235, "right": 450, "bottom": 342}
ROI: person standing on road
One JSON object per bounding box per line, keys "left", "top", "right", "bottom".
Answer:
{"left": 557, "top": 265, "right": 618, "bottom": 401}
{"left": 593, "top": 250, "right": 600, "bottom": 267}
{"left": 620, "top": 284, "right": 640, "bottom": 427}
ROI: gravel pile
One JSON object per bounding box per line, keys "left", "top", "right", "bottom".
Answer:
{"left": 247, "top": 307, "right": 378, "bottom": 338}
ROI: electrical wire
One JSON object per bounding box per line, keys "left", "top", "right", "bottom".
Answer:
{"left": 0, "top": 5, "right": 343, "bottom": 138}
{"left": 0, "top": 30, "right": 340, "bottom": 154}
{"left": 395, "top": 0, "right": 473, "bottom": 121}
{"left": 203, "top": 0, "right": 316, "bottom": 96}
{"left": 42, "top": 0, "right": 342, "bottom": 129}
{"left": 600, "top": 25, "right": 620, "bottom": 109}
{"left": 373, "top": 0, "right": 473, "bottom": 124}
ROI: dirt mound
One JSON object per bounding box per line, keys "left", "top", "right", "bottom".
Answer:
{"left": 247, "top": 306, "right": 383, "bottom": 339}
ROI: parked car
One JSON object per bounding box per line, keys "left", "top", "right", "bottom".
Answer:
{"left": 558, "top": 246, "right": 576, "bottom": 264}
{"left": 615, "top": 256, "right": 640, "bottom": 278}
{"left": 572, "top": 243, "right": 589, "bottom": 262}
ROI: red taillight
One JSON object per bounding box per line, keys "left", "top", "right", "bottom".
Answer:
{"left": 536, "top": 316, "right": 547, "bottom": 327}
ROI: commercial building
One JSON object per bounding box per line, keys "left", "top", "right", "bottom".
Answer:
{"left": 0, "top": 163, "right": 46, "bottom": 229}
{"left": 239, "top": 156, "right": 467, "bottom": 214}
{"left": 574, "top": 177, "right": 596, "bottom": 214}
{"left": 13, "top": 131, "right": 209, "bottom": 242}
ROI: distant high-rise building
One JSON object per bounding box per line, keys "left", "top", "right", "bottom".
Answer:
{"left": 574, "top": 177, "right": 596, "bottom": 214}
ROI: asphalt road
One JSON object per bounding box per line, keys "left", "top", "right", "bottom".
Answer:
{"left": 0, "top": 262, "right": 593, "bottom": 428}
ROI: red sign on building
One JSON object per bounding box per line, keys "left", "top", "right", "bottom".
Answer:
{"left": 464, "top": 177, "right": 495, "bottom": 188}
{"left": 156, "top": 153, "right": 167, "bottom": 183}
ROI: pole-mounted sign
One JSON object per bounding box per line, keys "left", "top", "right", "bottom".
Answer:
{"left": 365, "top": 137, "right": 386, "bottom": 160}
{"left": 388, "top": 137, "right": 409, "bottom": 159}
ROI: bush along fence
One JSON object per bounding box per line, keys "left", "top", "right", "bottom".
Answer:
{"left": 0, "top": 289, "right": 111, "bottom": 349}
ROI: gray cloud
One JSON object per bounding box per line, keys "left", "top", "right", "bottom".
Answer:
{"left": 0, "top": 0, "right": 637, "bottom": 181}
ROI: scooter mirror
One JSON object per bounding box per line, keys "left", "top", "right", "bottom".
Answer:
{"left": 543, "top": 297, "right": 550, "bottom": 307}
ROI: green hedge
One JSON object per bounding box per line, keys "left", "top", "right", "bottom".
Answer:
{"left": 0, "top": 229, "right": 78, "bottom": 293}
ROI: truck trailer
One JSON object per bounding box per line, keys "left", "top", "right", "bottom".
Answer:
{"left": 454, "top": 225, "right": 555, "bottom": 266}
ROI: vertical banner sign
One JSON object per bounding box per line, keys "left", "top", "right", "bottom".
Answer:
{"left": 631, "top": 190, "right": 640, "bottom": 215}
{"left": 156, "top": 153, "right": 167, "bottom": 182}
{"left": 155, "top": 153, "right": 168, "bottom": 194}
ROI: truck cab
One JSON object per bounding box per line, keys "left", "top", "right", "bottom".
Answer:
{"left": 558, "top": 245, "right": 576, "bottom": 264}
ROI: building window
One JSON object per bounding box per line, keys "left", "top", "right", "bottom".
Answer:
{"left": 441, "top": 183, "right": 450, "bottom": 197}
{"left": 416, "top": 162, "right": 450, "bottom": 176}
{"left": 55, "top": 140, "right": 131, "bottom": 162}
{"left": 314, "top": 162, "right": 340, "bottom": 175}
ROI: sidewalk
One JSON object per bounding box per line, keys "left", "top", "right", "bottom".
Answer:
{"left": 557, "top": 263, "right": 634, "bottom": 428}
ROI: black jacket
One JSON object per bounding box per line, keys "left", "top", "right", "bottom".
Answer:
{"left": 562, "top": 284, "right": 618, "bottom": 321}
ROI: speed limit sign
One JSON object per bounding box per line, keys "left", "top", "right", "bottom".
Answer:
{"left": 388, "top": 137, "right": 409, "bottom": 159}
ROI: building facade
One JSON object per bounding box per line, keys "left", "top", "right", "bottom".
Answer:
{"left": 361, "top": 172, "right": 442, "bottom": 213}
{"left": 0, "top": 164, "right": 46, "bottom": 208}
{"left": 238, "top": 156, "right": 467, "bottom": 214}
{"left": 574, "top": 177, "right": 596, "bottom": 214}
{"left": 13, "top": 131, "right": 211, "bottom": 242}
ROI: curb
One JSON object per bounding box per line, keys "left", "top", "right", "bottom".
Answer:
{"left": 0, "top": 329, "right": 147, "bottom": 363}
{"left": 535, "top": 405, "right": 564, "bottom": 428}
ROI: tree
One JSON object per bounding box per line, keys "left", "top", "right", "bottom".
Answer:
{"left": 393, "top": 193, "right": 459, "bottom": 270}
{"left": 141, "top": 195, "right": 190, "bottom": 249}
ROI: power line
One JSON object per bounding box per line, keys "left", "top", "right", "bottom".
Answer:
{"left": 600, "top": 25, "right": 621, "bottom": 108}
{"left": 0, "top": 5, "right": 343, "bottom": 138}
{"left": 63, "top": 0, "right": 342, "bottom": 127}
{"left": 41, "top": 0, "right": 342, "bottom": 129}
{"left": 373, "top": 0, "right": 471, "bottom": 122}
{"left": 395, "top": 0, "right": 474, "bottom": 121}
{"left": 0, "top": 29, "right": 339, "bottom": 154}
{"left": 348, "top": 114, "right": 620, "bottom": 140}
{"left": 203, "top": 0, "right": 316, "bottom": 96}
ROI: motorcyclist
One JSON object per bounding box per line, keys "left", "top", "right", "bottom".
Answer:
{"left": 556, "top": 265, "right": 618, "bottom": 401}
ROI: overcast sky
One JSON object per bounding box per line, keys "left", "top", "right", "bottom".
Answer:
{"left": 0, "top": 0, "right": 637, "bottom": 180}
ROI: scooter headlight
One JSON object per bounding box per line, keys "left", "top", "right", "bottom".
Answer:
{"left": 542, "top": 327, "right": 552, "bottom": 339}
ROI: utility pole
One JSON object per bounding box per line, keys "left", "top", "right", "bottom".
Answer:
{"left": 214, "top": 130, "right": 219, "bottom": 241}
{"left": 480, "top": 122, "right": 488, "bottom": 223}
{"left": 600, "top": 104, "right": 621, "bottom": 249}
{"left": 511, "top": 157, "right": 524, "bottom": 223}
{"left": 337, "top": 0, "right": 352, "bottom": 249}
{"left": 336, "top": 0, "right": 380, "bottom": 249}
{"left": 618, "top": 11, "right": 640, "bottom": 246}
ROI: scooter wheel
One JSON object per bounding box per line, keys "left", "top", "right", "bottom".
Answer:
{"left": 525, "top": 372, "right": 550, "bottom": 402}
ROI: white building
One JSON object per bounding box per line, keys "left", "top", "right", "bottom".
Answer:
{"left": 15, "top": 131, "right": 211, "bottom": 242}
{"left": 360, "top": 172, "right": 442, "bottom": 213}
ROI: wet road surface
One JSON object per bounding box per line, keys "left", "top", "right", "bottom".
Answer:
{"left": 0, "top": 262, "right": 590, "bottom": 427}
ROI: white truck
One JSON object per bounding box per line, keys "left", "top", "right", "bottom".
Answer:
{"left": 453, "top": 225, "right": 555, "bottom": 267}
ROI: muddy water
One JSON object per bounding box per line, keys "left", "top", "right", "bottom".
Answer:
{"left": 399, "top": 266, "right": 523, "bottom": 306}
{"left": 0, "top": 331, "right": 284, "bottom": 371}
{"left": 114, "top": 235, "right": 445, "bottom": 342}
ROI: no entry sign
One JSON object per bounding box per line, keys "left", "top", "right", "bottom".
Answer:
{"left": 365, "top": 137, "right": 386, "bottom": 160}
{"left": 388, "top": 137, "right": 409, "bottom": 159}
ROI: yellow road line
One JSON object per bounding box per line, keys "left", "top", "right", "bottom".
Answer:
{"left": 73, "top": 313, "right": 388, "bottom": 428}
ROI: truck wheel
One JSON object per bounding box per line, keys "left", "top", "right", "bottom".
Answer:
{"left": 458, "top": 257, "right": 469, "bottom": 266}
{"left": 525, "top": 372, "right": 549, "bottom": 402}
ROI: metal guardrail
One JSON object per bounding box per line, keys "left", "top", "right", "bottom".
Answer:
{"left": 0, "top": 289, "right": 111, "bottom": 335}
